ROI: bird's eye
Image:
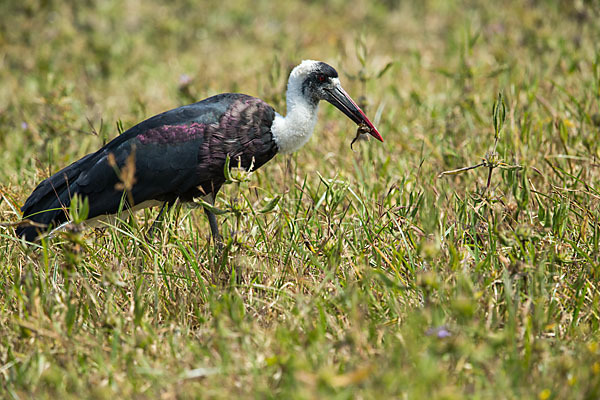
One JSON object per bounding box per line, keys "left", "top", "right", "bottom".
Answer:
{"left": 317, "top": 74, "right": 326, "bottom": 83}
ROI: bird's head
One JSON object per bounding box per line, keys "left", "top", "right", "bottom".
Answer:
{"left": 289, "top": 60, "right": 383, "bottom": 142}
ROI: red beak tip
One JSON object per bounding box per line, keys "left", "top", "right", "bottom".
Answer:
{"left": 371, "top": 129, "right": 384, "bottom": 142}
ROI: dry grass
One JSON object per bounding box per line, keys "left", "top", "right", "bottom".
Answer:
{"left": 1, "top": 0, "right": 600, "bottom": 398}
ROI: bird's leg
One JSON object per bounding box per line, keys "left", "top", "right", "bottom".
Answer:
{"left": 201, "top": 190, "right": 223, "bottom": 249}
{"left": 204, "top": 205, "right": 243, "bottom": 285}
{"left": 201, "top": 190, "right": 227, "bottom": 284}
{"left": 205, "top": 206, "right": 228, "bottom": 285}
{"left": 204, "top": 207, "right": 223, "bottom": 248}
{"left": 145, "top": 201, "right": 171, "bottom": 241}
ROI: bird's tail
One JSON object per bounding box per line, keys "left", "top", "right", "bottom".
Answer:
{"left": 16, "top": 155, "right": 92, "bottom": 241}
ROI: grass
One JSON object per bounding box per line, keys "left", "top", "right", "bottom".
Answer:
{"left": 1, "top": 0, "right": 600, "bottom": 398}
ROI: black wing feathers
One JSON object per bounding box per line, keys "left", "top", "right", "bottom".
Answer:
{"left": 16, "top": 93, "right": 278, "bottom": 241}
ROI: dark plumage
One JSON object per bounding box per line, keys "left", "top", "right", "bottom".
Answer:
{"left": 17, "top": 94, "right": 276, "bottom": 241}
{"left": 16, "top": 60, "right": 382, "bottom": 243}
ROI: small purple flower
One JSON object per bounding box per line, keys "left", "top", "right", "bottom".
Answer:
{"left": 426, "top": 325, "right": 451, "bottom": 339}
{"left": 179, "top": 74, "right": 192, "bottom": 86}
{"left": 21, "top": 122, "right": 28, "bottom": 130}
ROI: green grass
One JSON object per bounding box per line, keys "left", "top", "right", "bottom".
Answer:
{"left": 1, "top": 0, "right": 600, "bottom": 398}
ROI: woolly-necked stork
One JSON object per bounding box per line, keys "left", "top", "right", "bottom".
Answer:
{"left": 16, "top": 60, "right": 383, "bottom": 242}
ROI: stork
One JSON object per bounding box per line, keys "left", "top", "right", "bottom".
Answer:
{"left": 16, "top": 60, "right": 383, "bottom": 243}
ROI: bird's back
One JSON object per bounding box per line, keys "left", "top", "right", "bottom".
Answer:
{"left": 17, "top": 93, "right": 278, "bottom": 241}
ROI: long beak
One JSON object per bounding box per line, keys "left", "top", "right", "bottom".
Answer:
{"left": 324, "top": 83, "right": 384, "bottom": 142}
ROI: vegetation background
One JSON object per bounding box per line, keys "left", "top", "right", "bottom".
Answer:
{"left": 1, "top": 0, "right": 600, "bottom": 398}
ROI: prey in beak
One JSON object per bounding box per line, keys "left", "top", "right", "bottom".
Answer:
{"left": 323, "top": 80, "right": 384, "bottom": 143}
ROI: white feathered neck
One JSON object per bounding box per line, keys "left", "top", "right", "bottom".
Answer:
{"left": 271, "top": 60, "right": 322, "bottom": 154}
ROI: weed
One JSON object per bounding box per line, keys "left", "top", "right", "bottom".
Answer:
{"left": 1, "top": 0, "right": 600, "bottom": 398}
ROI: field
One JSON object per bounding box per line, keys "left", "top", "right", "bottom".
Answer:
{"left": 1, "top": 0, "right": 600, "bottom": 398}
